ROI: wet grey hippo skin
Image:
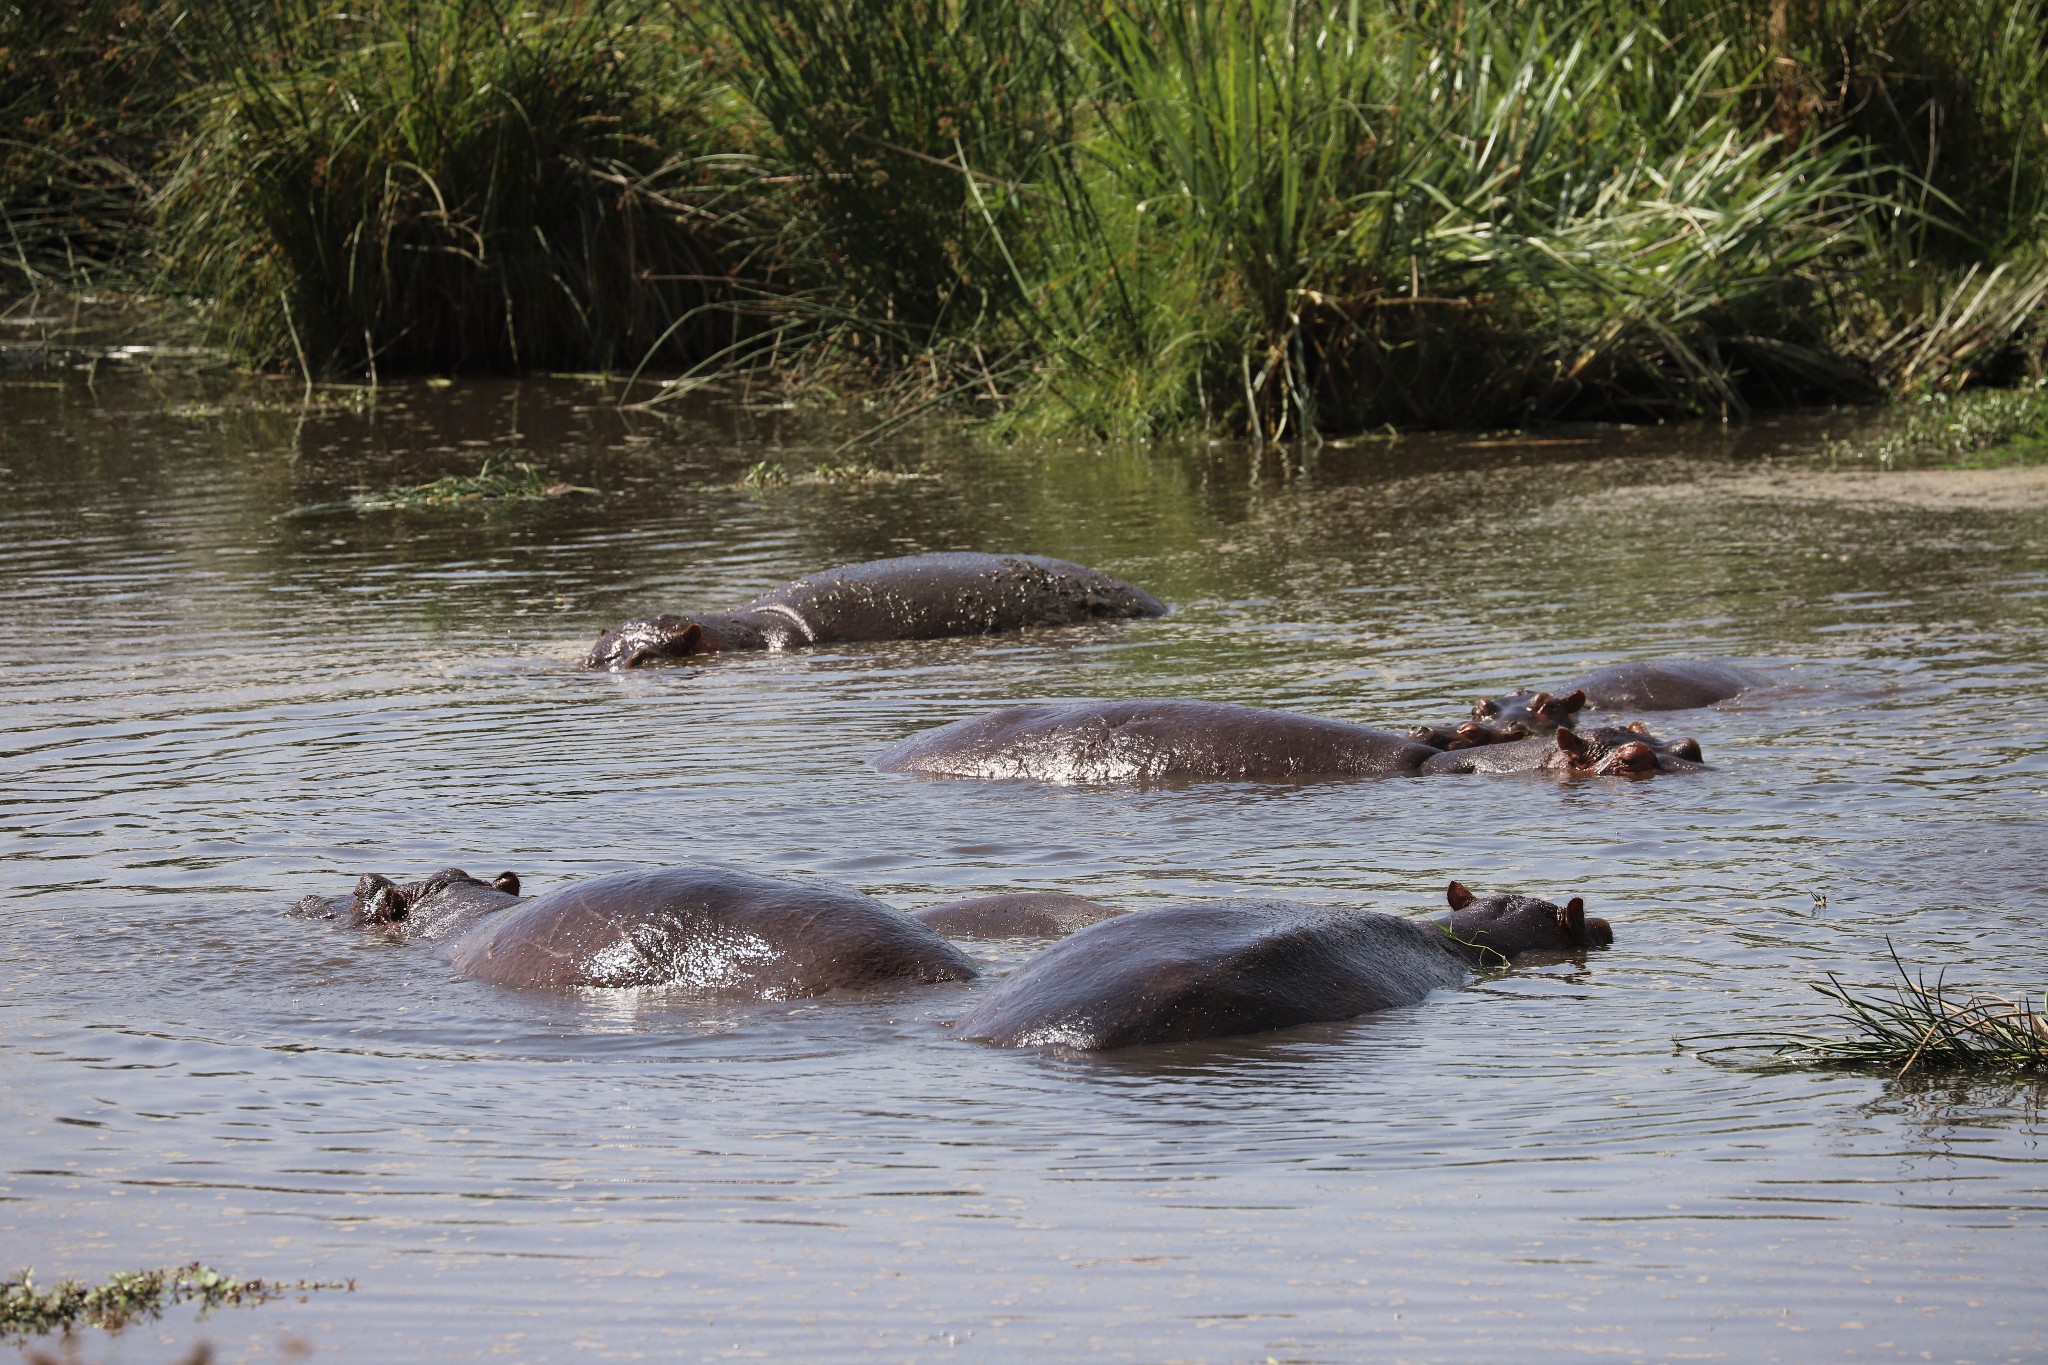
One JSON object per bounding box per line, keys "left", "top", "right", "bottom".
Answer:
{"left": 304, "top": 866, "right": 978, "bottom": 995}
{"left": 911, "top": 891, "right": 1126, "bottom": 940}
{"left": 951, "top": 882, "right": 1613, "bottom": 1050}
{"left": 1422, "top": 724, "right": 1706, "bottom": 775}
{"left": 585, "top": 552, "right": 1166, "bottom": 669}
{"left": 1476, "top": 660, "right": 1760, "bottom": 731}
{"left": 875, "top": 699, "right": 1436, "bottom": 784}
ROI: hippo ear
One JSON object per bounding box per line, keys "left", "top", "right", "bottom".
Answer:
{"left": 1446, "top": 880, "right": 1476, "bottom": 911}
{"left": 1556, "top": 896, "right": 1586, "bottom": 940}
{"left": 1555, "top": 728, "right": 1592, "bottom": 763}
{"left": 1559, "top": 689, "right": 1587, "bottom": 712}
{"left": 674, "top": 621, "right": 703, "bottom": 653}
{"left": 492, "top": 871, "right": 521, "bottom": 895}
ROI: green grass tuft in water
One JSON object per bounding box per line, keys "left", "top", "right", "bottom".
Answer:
{"left": 1699, "top": 946, "right": 2048, "bottom": 1077}
{"left": 1, "top": 1263, "right": 350, "bottom": 1339}
{"left": 349, "top": 454, "right": 597, "bottom": 509}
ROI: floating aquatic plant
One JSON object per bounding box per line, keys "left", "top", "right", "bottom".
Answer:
{"left": 734, "top": 459, "right": 930, "bottom": 489}
{"left": 1, "top": 1263, "right": 350, "bottom": 1339}
{"left": 1824, "top": 383, "right": 2048, "bottom": 470}
{"left": 348, "top": 454, "right": 597, "bottom": 510}
{"left": 1700, "top": 945, "right": 2048, "bottom": 1077}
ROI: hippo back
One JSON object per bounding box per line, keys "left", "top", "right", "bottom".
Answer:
{"left": 746, "top": 553, "right": 1164, "bottom": 644}
{"left": 877, "top": 699, "right": 1434, "bottom": 784}
{"left": 951, "top": 901, "right": 1470, "bottom": 1049}
{"left": 445, "top": 867, "right": 978, "bottom": 994}
{"left": 912, "top": 891, "right": 1125, "bottom": 939}
{"left": 1568, "top": 660, "right": 1756, "bottom": 711}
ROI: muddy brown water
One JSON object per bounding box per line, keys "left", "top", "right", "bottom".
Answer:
{"left": 3, "top": 372, "right": 2045, "bottom": 1363}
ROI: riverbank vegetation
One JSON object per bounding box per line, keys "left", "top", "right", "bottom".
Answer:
{"left": 7, "top": 0, "right": 2047, "bottom": 438}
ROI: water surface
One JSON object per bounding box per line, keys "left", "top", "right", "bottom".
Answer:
{"left": 3, "top": 373, "right": 2045, "bottom": 1362}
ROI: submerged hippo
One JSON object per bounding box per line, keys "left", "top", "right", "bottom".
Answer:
{"left": 296, "top": 867, "right": 521, "bottom": 938}
{"left": 951, "top": 882, "right": 1612, "bottom": 1050}
{"left": 585, "top": 552, "right": 1166, "bottom": 669}
{"left": 911, "top": 891, "right": 1126, "bottom": 940}
{"left": 875, "top": 699, "right": 1435, "bottom": 784}
{"left": 1421, "top": 724, "right": 1706, "bottom": 775}
{"left": 1475, "top": 660, "right": 1760, "bottom": 730}
{"left": 301, "top": 865, "right": 978, "bottom": 995}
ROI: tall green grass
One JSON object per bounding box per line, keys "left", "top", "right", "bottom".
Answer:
{"left": 158, "top": 0, "right": 761, "bottom": 374}
{"left": 22, "top": 0, "right": 2048, "bottom": 432}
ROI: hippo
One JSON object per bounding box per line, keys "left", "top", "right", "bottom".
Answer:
{"left": 302, "top": 865, "right": 979, "bottom": 996}
{"left": 874, "top": 699, "right": 1436, "bottom": 784}
{"left": 296, "top": 867, "right": 521, "bottom": 938}
{"left": 584, "top": 552, "right": 1166, "bottom": 669}
{"left": 1475, "top": 660, "right": 1760, "bottom": 730}
{"left": 911, "top": 891, "right": 1126, "bottom": 939}
{"left": 950, "top": 882, "right": 1611, "bottom": 1050}
{"left": 1421, "top": 724, "right": 1706, "bottom": 775}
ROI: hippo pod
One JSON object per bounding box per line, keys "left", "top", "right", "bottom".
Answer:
{"left": 1476, "top": 660, "right": 1760, "bottom": 730}
{"left": 952, "top": 882, "right": 1612, "bottom": 1050}
{"left": 1422, "top": 724, "right": 1705, "bottom": 775}
{"left": 306, "top": 865, "right": 980, "bottom": 997}
{"left": 875, "top": 699, "right": 1434, "bottom": 784}
{"left": 585, "top": 552, "right": 1166, "bottom": 670}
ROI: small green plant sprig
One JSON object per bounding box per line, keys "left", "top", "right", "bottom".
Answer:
{"left": 350, "top": 454, "right": 597, "bottom": 510}
{"left": 2, "top": 1263, "right": 351, "bottom": 1339}
{"left": 1700, "top": 945, "right": 2048, "bottom": 1077}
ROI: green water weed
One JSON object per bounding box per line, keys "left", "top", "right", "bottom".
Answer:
{"left": 1695, "top": 945, "right": 2048, "bottom": 1077}
{"left": 348, "top": 453, "right": 597, "bottom": 509}
{"left": 2, "top": 1263, "right": 350, "bottom": 1339}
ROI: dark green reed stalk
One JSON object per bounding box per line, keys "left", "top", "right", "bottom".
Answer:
{"left": 0, "top": 0, "right": 193, "bottom": 291}
{"left": 159, "top": 0, "right": 762, "bottom": 375}
{"left": 705, "top": 0, "right": 1087, "bottom": 375}
{"left": 1657, "top": 0, "right": 2048, "bottom": 392}
{"left": 1022, "top": 0, "right": 1886, "bottom": 437}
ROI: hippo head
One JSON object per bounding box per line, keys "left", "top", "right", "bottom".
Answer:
{"left": 1549, "top": 724, "right": 1706, "bottom": 774}
{"left": 1439, "top": 879, "right": 1612, "bottom": 964}
{"left": 1473, "top": 688, "right": 1586, "bottom": 733}
{"left": 1407, "top": 718, "right": 1529, "bottom": 751}
{"left": 347, "top": 867, "right": 520, "bottom": 931}
{"left": 584, "top": 615, "right": 706, "bottom": 670}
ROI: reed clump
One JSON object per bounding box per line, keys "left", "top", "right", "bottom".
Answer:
{"left": 1719, "top": 949, "right": 2048, "bottom": 1077}
{"left": 20, "top": 0, "right": 2048, "bottom": 436}
{"left": 157, "top": 0, "right": 764, "bottom": 375}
